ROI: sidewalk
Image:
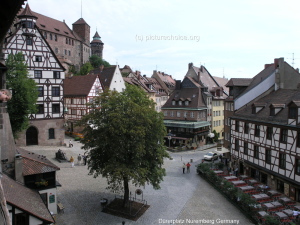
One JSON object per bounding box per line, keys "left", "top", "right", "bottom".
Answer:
{"left": 22, "top": 138, "right": 253, "bottom": 225}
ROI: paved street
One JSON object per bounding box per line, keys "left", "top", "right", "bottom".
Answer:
{"left": 23, "top": 138, "right": 254, "bottom": 225}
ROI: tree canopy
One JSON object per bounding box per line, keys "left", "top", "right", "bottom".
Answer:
{"left": 89, "top": 55, "right": 111, "bottom": 68}
{"left": 79, "top": 84, "right": 169, "bottom": 206}
{"left": 6, "top": 52, "right": 38, "bottom": 137}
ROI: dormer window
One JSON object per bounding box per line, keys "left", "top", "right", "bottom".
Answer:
{"left": 172, "top": 100, "right": 176, "bottom": 106}
{"left": 269, "top": 104, "right": 285, "bottom": 116}
{"left": 22, "top": 21, "right": 34, "bottom": 29}
{"left": 179, "top": 101, "right": 182, "bottom": 106}
{"left": 252, "top": 103, "right": 266, "bottom": 114}
{"left": 289, "top": 107, "right": 297, "bottom": 119}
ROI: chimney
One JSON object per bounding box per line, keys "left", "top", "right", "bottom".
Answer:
{"left": 296, "top": 68, "right": 299, "bottom": 73}
{"left": 153, "top": 70, "right": 157, "bottom": 74}
{"left": 264, "top": 64, "right": 272, "bottom": 69}
{"left": 175, "top": 80, "right": 181, "bottom": 90}
{"left": 100, "top": 64, "right": 104, "bottom": 72}
{"left": 15, "top": 154, "right": 24, "bottom": 184}
{"left": 198, "top": 71, "right": 201, "bottom": 83}
{"left": 188, "top": 62, "right": 193, "bottom": 69}
{"left": 274, "top": 58, "right": 279, "bottom": 68}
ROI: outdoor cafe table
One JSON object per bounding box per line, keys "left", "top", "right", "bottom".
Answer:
{"left": 214, "top": 170, "right": 224, "bottom": 175}
{"left": 239, "top": 186, "right": 255, "bottom": 193}
{"left": 248, "top": 179, "right": 260, "bottom": 185}
{"left": 252, "top": 194, "right": 271, "bottom": 202}
{"left": 279, "top": 197, "right": 295, "bottom": 207}
{"left": 275, "top": 212, "right": 288, "bottom": 219}
{"left": 231, "top": 180, "right": 247, "bottom": 187}
{"left": 257, "top": 211, "right": 268, "bottom": 217}
{"left": 239, "top": 175, "right": 249, "bottom": 180}
{"left": 224, "top": 176, "right": 238, "bottom": 181}
{"left": 294, "top": 205, "right": 300, "bottom": 210}
{"left": 267, "top": 190, "right": 281, "bottom": 198}
{"left": 282, "top": 209, "right": 294, "bottom": 217}
{"left": 262, "top": 203, "right": 276, "bottom": 211}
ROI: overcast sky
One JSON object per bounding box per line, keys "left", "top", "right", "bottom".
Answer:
{"left": 27, "top": 0, "right": 300, "bottom": 80}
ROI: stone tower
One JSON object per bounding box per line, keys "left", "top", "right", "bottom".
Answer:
{"left": 72, "top": 18, "right": 90, "bottom": 45}
{"left": 90, "top": 31, "right": 104, "bottom": 59}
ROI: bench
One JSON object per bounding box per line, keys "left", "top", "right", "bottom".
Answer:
{"left": 57, "top": 202, "right": 64, "bottom": 214}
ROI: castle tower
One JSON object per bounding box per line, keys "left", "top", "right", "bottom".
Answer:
{"left": 17, "top": 4, "right": 38, "bottom": 38}
{"left": 90, "top": 31, "right": 104, "bottom": 59}
{"left": 72, "top": 18, "right": 90, "bottom": 46}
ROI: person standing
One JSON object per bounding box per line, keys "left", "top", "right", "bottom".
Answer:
{"left": 186, "top": 162, "right": 191, "bottom": 173}
{"left": 70, "top": 156, "right": 75, "bottom": 167}
{"left": 77, "top": 154, "right": 82, "bottom": 165}
{"left": 182, "top": 163, "right": 186, "bottom": 174}
{"left": 83, "top": 154, "right": 87, "bottom": 165}
{"left": 69, "top": 139, "right": 73, "bottom": 148}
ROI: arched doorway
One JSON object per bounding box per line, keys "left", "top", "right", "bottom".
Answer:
{"left": 26, "top": 126, "right": 38, "bottom": 145}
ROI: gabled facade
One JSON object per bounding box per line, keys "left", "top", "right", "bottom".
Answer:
{"left": 224, "top": 58, "right": 300, "bottom": 150}
{"left": 64, "top": 74, "right": 103, "bottom": 132}
{"left": 124, "top": 72, "right": 169, "bottom": 112}
{"left": 161, "top": 78, "right": 210, "bottom": 147}
{"left": 151, "top": 70, "right": 175, "bottom": 95}
{"left": 4, "top": 4, "right": 65, "bottom": 146}
{"left": 91, "top": 65, "right": 126, "bottom": 92}
{"left": 14, "top": 5, "right": 91, "bottom": 75}
{"left": 186, "top": 63, "right": 229, "bottom": 142}
{"left": 230, "top": 88, "right": 300, "bottom": 202}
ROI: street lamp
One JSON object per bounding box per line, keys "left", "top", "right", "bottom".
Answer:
{"left": 168, "top": 136, "right": 172, "bottom": 147}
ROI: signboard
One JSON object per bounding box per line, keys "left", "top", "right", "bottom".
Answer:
{"left": 49, "top": 194, "right": 55, "bottom": 204}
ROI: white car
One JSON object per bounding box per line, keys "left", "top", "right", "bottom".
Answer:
{"left": 203, "top": 152, "right": 219, "bottom": 161}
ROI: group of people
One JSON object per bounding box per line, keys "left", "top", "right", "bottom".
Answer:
{"left": 70, "top": 153, "right": 88, "bottom": 167}
{"left": 182, "top": 162, "right": 191, "bottom": 174}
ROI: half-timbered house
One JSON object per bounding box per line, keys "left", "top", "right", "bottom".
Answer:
{"left": 231, "top": 88, "right": 300, "bottom": 202}
{"left": 64, "top": 74, "right": 103, "bottom": 132}
{"left": 4, "top": 4, "right": 65, "bottom": 146}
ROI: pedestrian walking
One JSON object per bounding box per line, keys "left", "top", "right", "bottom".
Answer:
{"left": 70, "top": 156, "right": 75, "bottom": 167}
{"left": 186, "top": 162, "right": 191, "bottom": 173}
{"left": 69, "top": 139, "right": 73, "bottom": 148}
{"left": 83, "top": 154, "right": 87, "bottom": 165}
{"left": 182, "top": 163, "right": 186, "bottom": 174}
{"left": 77, "top": 154, "right": 82, "bottom": 165}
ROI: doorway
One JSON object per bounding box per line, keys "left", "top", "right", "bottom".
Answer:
{"left": 26, "top": 126, "right": 38, "bottom": 145}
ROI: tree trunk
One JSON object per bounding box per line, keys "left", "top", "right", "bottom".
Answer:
{"left": 123, "top": 176, "right": 129, "bottom": 207}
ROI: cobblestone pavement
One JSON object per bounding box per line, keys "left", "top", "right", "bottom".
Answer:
{"left": 23, "top": 138, "right": 254, "bottom": 225}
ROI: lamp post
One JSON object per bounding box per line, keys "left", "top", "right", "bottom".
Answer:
{"left": 168, "top": 135, "right": 172, "bottom": 148}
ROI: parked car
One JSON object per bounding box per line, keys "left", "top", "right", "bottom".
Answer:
{"left": 203, "top": 152, "right": 219, "bottom": 161}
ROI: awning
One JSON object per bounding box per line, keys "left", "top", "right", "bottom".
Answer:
{"left": 165, "top": 136, "right": 190, "bottom": 140}
{"left": 214, "top": 147, "right": 230, "bottom": 154}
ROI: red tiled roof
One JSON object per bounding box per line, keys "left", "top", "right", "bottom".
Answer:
{"left": 64, "top": 74, "right": 99, "bottom": 96}
{"left": 16, "top": 148, "right": 60, "bottom": 175}
{"left": 2, "top": 174, "right": 54, "bottom": 223}
{"left": 73, "top": 18, "right": 89, "bottom": 26}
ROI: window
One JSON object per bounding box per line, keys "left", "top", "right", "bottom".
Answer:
{"left": 37, "top": 86, "right": 43, "bottom": 97}
{"left": 179, "top": 101, "right": 182, "bottom": 106}
{"left": 244, "top": 142, "right": 248, "bottom": 155}
{"left": 170, "top": 111, "right": 174, "bottom": 117}
{"left": 191, "top": 112, "right": 194, "bottom": 118}
{"left": 52, "top": 104, "right": 60, "bottom": 113}
{"left": 55, "top": 48, "right": 58, "bottom": 53}
{"left": 35, "top": 56, "right": 42, "bottom": 62}
{"left": 69, "top": 50, "right": 71, "bottom": 56}
{"left": 279, "top": 153, "right": 286, "bottom": 169}
{"left": 53, "top": 71, "right": 60, "bottom": 79}
{"left": 266, "top": 127, "right": 273, "bottom": 140}
{"left": 235, "top": 139, "right": 239, "bottom": 151}
{"left": 26, "top": 37, "right": 32, "bottom": 45}
{"left": 52, "top": 87, "right": 60, "bottom": 97}
{"left": 15, "top": 213, "right": 29, "bottom": 225}
{"left": 72, "top": 40, "right": 74, "bottom": 45}
{"left": 177, "top": 111, "right": 180, "bottom": 117}
{"left": 277, "top": 180, "right": 284, "bottom": 193}
{"left": 172, "top": 100, "right": 176, "bottom": 106}
{"left": 265, "top": 149, "right": 271, "bottom": 164}
{"left": 185, "top": 100, "right": 189, "bottom": 106}
{"left": 297, "top": 131, "right": 300, "bottom": 148}
{"left": 252, "top": 106, "right": 256, "bottom": 114}
{"left": 289, "top": 107, "right": 297, "bottom": 119}
{"left": 270, "top": 107, "right": 275, "bottom": 116}
{"left": 66, "top": 37, "right": 68, "bottom": 44}
{"left": 22, "top": 21, "right": 34, "bottom": 28}
{"left": 54, "top": 35, "right": 57, "bottom": 41}
{"left": 280, "top": 129, "right": 288, "bottom": 143}
{"left": 49, "top": 128, "right": 55, "bottom": 139}
{"left": 65, "top": 49, "right": 67, "bottom": 55}
{"left": 254, "top": 125, "right": 260, "bottom": 137}
{"left": 44, "top": 32, "right": 47, "bottom": 39}
{"left": 296, "top": 158, "right": 300, "bottom": 175}
{"left": 244, "top": 122, "right": 249, "bottom": 134}
{"left": 37, "top": 104, "right": 44, "bottom": 114}
{"left": 50, "top": 34, "right": 52, "bottom": 40}
{"left": 34, "top": 70, "right": 42, "bottom": 78}
{"left": 254, "top": 145, "right": 259, "bottom": 159}
{"left": 235, "top": 120, "right": 239, "bottom": 132}
{"left": 164, "top": 111, "right": 168, "bottom": 116}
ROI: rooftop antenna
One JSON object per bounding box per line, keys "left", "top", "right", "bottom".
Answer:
{"left": 287, "top": 53, "right": 298, "bottom": 68}
{"left": 81, "top": 0, "right": 83, "bottom": 18}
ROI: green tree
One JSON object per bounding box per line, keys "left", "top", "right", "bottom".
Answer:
{"left": 89, "top": 55, "right": 110, "bottom": 68}
{"left": 79, "top": 84, "right": 169, "bottom": 206}
{"left": 6, "top": 52, "right": 38, "bottom": 137}
{"left": 76, "top": 62, "right": 94, "bottom": 75}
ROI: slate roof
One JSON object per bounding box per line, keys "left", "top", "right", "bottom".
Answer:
{"left": 234, "top": 88, "right": 300, "bottom": 125}
{"left": 2, "top": 174, "right": 54, "bottom": 223}
{"left": 16, "top": 148, "right": 60, "bottom": 176}
{"left": 225, "top": 78, "right": 252, "bottom": 87}
{"left": 73, "top": 18, "right": 90, "bottom": 26}
{"left": 91, "top": 31, "right": 103, "bottom": 44}
{"left": 162, "top": 86, "right": 206, "bottom": 109}
{"left": 18, "top": 4, "right": 37, "bottom": 19}
{"left": 190, "top": 65, "right": 229, "bottom": 95}
{"left": 64, "top": 74, "right": 99, "bottom": 97}
{"left": 91, "top": 66, "right": 116, "bottom": 89}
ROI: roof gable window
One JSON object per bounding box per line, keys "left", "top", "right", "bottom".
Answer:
{"left": 172, "top": 100, "right": 176, "bottom": 106}
{"left": 269, "top": 104, "right": 285, "bottom": 116}
{"left": 252, "top": 103, "right": 266, "bottom": 114}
